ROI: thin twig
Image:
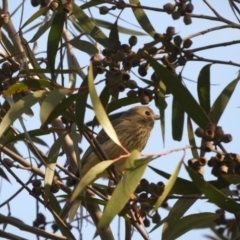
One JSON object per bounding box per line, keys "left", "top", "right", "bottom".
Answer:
{"left": 187, "top": 40, "right": 240, "bottom": 53}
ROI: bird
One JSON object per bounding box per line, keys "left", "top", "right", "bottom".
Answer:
{"left": 80, "top": 105, "right": 160, "bottom": 178}
{"left": 67, "top": 106, "right": 160, "bottom": 221}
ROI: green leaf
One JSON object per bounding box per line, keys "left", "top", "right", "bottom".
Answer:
{"left": 221, "top": 174, "right": 240, "bottom": 184}
{"left": 153, "top": 159, "right": 182, "bottom": 211}
{"left": 19, "top": 34, "right": 47, "bottom": 79}
{"left": 40, "top": 89, "right": 71, "bottom": 125}
{"left": 47, "top": 7, "right": 65, "bottom": 74}
{"left": 98, "top": 151, "right": 150, "bottom": 228}
{"left": 197, "top": 64, "right": 211, "bottom": 113}
{"left": 68, "top": 39, "right": 98, "bottom": 55}
{"left": 107, "top": 96, "right": 140, "bottom": 112}
{"left": 187, "top": 116, "right": 199, "bottom": 159}
{"left": 4, "top": 128, "right": 59, "bottom": 145}
{"left": 147, "top": 55, "right": 210, "bottom": 128}
{"left": 70, "top": 123, "right": 82, "bottom": 176}
{"left": 88, "top": 62, "right": 121, "bottom": 146}
{"left": 29, "top": 17, "right": 53, "bottom": 42}
{"left": 129, "top": 0, "right": 156, "bottom": 37}
{"left": 0, "top": 167, "right": 10, "bottom": 183}
{"left": 48, "top": 193, "right": 75, "bottom": 238}
{"left": 151, "top": 198, "right": 197, "bottom": 233}
{"left": 185, "top": 164, "right": 240, "bottom": 213}
{"left": 20, "top": 68, "right": 83, "bottom": 74}
{"left": 0, "top": 32, "right": 15, "bottom": 55}
{"left": 156, "top": 81, "right": 167, "bottom": 146}
{"left": 60, "top": 160, "right": 114, "bottom": 219}
{"left": 80, "top": 0, "right": 101, "bottom": 10}
{"left": 72, "top": 3, "right": 112, "bottom": 48}
{"left": 0, "top": 90, "right": 46, "bottom": 137}
{"left": 95, "top": 18, "right": 146, "bottom": 36}
{"left": 162, "top": 213, "right": 218, "bottom": 240}
{"left": 209, "top": 76, "right": 239, "bottom": 124}
{"left": 44, "top": 134, "right": 66, "bottom": 205}
{"left": 109, "top": 18, "right": 119, "bottom": 42}
{"left": 44, "top": 93, "right": 78, "bottom": 126}
{"left": 75, "top": 77, "right": 89, "bottom": 133}
{"left": 21, "top": 7, "right": 49, "bottom": 30}
{"left": 172, "top": 96, "right": 184, "bottom": 141}
{"left": 3, "top": 80, "right": 57, "bottom": 96}
{"left": 149, "top": 165, "right": 200, "bottom": 194}
{"left": 99, "top": 86, "right": 111, "bottom": 110}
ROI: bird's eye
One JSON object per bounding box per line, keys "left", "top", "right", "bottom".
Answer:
{"left": 145, "top": 110, "right": 151, "bottom": 116}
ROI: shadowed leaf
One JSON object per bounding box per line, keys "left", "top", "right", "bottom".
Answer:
{"left": 197, "top": 64, "right": 211, "bottom": 114}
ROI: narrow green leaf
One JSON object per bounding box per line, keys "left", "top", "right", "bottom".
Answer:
{"left": 20, "top": 68, "right": 83, "bottom": 74}
{"left": 44, "top": 134, "right": 66, "bottom": 205}
{"left": 12, "top": 93, "right": 34, "bottom": 117}
{"left": 70, "top": 123, "right": 82, "bottom": 178}
{"left": 187, "top": 116, "right": 199, "bottom": 159}
{"left": 172, "top": 96, "right": 184, "bottom": 141}
{"left": 75, "top": 78, "right": 88, "bottom": 133}
{"left": 80, "top": 0, "right": 101, "bottom": 10}
{"left": 60, "top": 160, "right": 114, "bottom": 219}
{"left": 19, "top": 34, "right": 47, "bottom": 79}
{"left": 129, "top": 0, "right": 156, "bottom": 37}
{"left": 222, "top": 174, "right": 240, "bottom": 184}
{"left": 98, "top": 151, "right": 150, "bottom": 228}
{"left": 185, "top": 164, "right": 240, "bottom": 213}
{"left": 163, "top": 213, "right": 218, "bottom": 240}
{"left": 0, "top": 91, "right": 46, "bottom": 137}
{"left": 88, "top": 62, "right": 121, "bottom": 146}
{"left": 68, "top": 39, "right": 98, "bottom": 55}
{"left": 148, "top": 165, "right": 200, "bottom": 194}
{"left": 48, "top": 193, "right": 75, "bottom": 238}
{"left": 147, "top": 55, "right": 210, "bottom": 128}
{"left": 151, "top": 198, "right": 197, "bottom": 233}
{"left": 4, "top": 80, "right": 56, "bottom": 96}
{"left": 109, "top": 18, "right": 119, "bottom": 42}
{"left": 47, "top": 7, "right": 65, "bottom": 74}
{"left": 157, "top": 81, "right": 167, "bottom": 145}
{"left": 40, "top": 89, "right": 71, "bottom": 125}
{"left": 209, "top": 76, "right": 239, "bottom": 124}
{"left": 29, "top": 17, "right": 53, "bottom": 42}
{"left": 107, "top": 96, "right": 140, "bottom": 112}
{"left": 99, "top": 86, "right": 111, "bottom": 109}
{"left": 95, "top": 18, "right": 145, "bottom": 36}
{"left": 0, "top": 168, "right": 10, "bottom": 183}
{"left": 45, "top": 93, "right": 78, "bottom": 126}
{"left": 197, "top": 64, "right": 211, "bottom": 113}
{"left": 72, "top": 3, "right": 112, "bottom": 48}
{"left": 153, "top": 159, "right": 182, "bottom": 211}
{"left": 1, "top": 32, "right": 16, "bottom": 55}
{"left": 4, "top": 128, "right": 60, "bottom": 145}
{"left": 21, "top": 7, "right": 49, "bottom": 30}
{"left": 29, "top": 136, "right": 48, "bottom": 147}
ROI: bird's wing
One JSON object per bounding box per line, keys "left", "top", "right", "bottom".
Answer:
{"left": 81, "top": 118, "right": 123, "bottom": 165}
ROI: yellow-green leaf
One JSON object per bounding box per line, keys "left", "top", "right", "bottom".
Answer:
{"left": 88, "top": 62, "right": 121, "bottom": 146}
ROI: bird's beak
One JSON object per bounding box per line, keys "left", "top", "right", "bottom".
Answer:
{"left": 154, "top": 114, "right": 161, "bottom": 120}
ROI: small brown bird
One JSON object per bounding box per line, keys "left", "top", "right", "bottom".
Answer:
{"left": 68, "top": 106, "right": 160, "bottom": 221}
{"left": 81, "top": 106, "right": 160, "bottom": 178}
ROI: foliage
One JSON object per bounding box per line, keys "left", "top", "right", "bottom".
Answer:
{"left": 0, "top": 1, "right": 240, "bottom": 240}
